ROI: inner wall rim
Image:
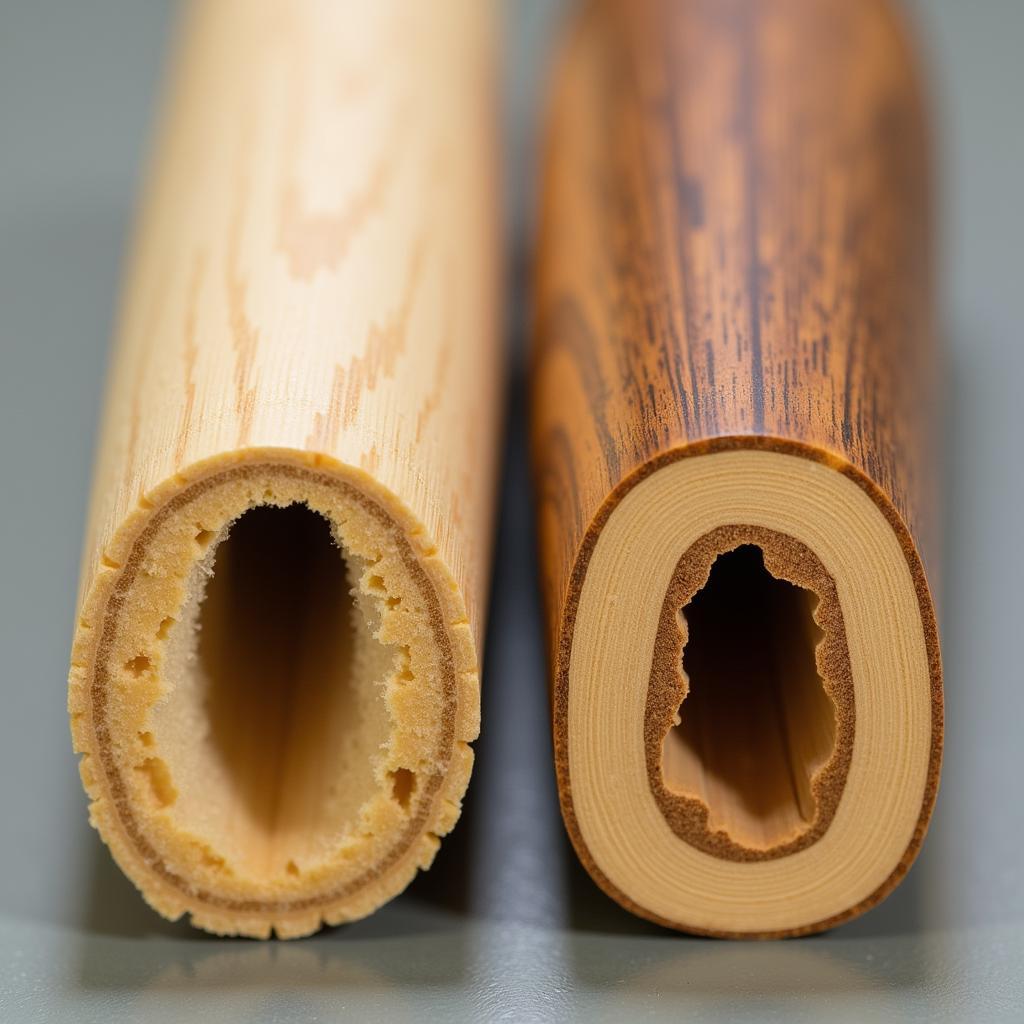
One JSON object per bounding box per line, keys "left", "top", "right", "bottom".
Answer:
{"left": 86, "top": 460, "right": 458, "bottom": 917}
{"left": 645, "top": 523, "right": 857, "bottom": 862}
{"left": 554, "top": 438, "right": 942, "bottom": 938}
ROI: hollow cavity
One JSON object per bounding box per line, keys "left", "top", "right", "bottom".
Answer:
{"left": 662, "top": 545, "right": 835, "bottom": 850}
{"left": 152, "top": 502, "right": 393, "bottom": 881}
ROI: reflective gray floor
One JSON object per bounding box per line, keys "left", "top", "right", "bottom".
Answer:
{"left": 1, "top": 2, "right": 1022, "bottom": 1021}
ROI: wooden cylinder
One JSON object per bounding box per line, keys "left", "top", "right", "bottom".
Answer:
{"left": 68, "top": 0, "right": 500, "bottom": 938}
{"left": 531, "top": 0, "right": 941, "bottom": 937}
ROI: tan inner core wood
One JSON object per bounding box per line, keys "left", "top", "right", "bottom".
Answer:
{"left": 664, "top": 545, "right": 836, "bottom": 852}
{"left": 159, "top": 504, "right": 391, "bottom": 881}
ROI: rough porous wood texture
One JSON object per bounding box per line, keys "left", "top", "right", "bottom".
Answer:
{"left": 68, "top": 0, "right": 500, "bottom": 937}
{"left": 531, "top": 0, "right": 942, "bottom": 936}
{"left": 645, "top": 524, "right": 855, "bottom": 863}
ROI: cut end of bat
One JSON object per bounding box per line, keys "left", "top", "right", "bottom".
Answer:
{"left": 561, "top": 444, "right": 940, "bottom": 938}
{"left": 68, "top": 454, "right": 478, "bottom": 938}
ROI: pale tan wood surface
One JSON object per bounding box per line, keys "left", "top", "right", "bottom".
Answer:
{"left": 68, "top": 0, "right": 501, "bottom": 937}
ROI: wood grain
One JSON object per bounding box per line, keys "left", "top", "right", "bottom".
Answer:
{"left": 531, "top": 0, "right": 942, "bottom": 937}
{"left": 68, "top": 0, "right": 500, "bottom": 937}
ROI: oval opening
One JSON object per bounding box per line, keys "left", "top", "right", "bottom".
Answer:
{"left": 155, "top": 503, "right": 391, "bottom": 880}
{"left": 662, "top": 545, "right": 836, "bottom": 851}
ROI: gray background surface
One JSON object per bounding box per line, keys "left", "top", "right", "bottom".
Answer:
{"left": 1, "top": 1, "right": 1022, "bottom": 1020}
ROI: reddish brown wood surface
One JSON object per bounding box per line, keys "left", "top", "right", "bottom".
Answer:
{"left": 530, "top": 0, "right": 943, "bottom": 935}
{"left": 532, "top": 0, "right": 939, "bottom": 634}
